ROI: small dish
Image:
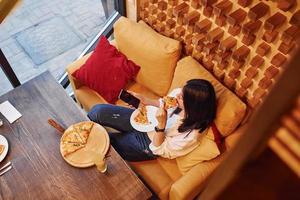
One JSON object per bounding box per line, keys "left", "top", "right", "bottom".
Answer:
{"left": 0, "top": 135, "right": 9, "bottom": 163}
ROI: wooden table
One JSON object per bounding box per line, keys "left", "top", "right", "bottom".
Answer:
{"left": 0, "top": 71, "right": 151, "bottom": 200}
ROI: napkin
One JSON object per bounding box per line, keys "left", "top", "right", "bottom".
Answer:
{"left": 0, "top": 101, "right": 22, "bottom": 123}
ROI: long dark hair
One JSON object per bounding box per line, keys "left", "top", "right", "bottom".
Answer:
{"left": 178, "top": 79, "right": 216, "bottom": 133}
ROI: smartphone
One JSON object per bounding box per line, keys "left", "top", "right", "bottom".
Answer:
{"left": 118, "top": 89, "right": 140, "bottom": 108}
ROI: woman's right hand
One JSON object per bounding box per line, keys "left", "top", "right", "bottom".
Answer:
{"left": 155, "top": 101, "right": 167, "bottom": 130}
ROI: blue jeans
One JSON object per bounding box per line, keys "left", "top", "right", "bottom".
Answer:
{"left": 88, "top": 104, "right": 157, "bottom": 162}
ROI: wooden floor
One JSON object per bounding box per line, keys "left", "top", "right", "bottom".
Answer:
{"left": 218, "top": 148, "right": 300, "bottom": 200}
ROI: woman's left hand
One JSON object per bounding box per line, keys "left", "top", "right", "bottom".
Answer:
{"left": 155, "top": 101, "right": 167, "bottom": 129}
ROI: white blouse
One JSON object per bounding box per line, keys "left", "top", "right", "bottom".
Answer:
{"left": 149, "top": 88, "right": 202, "bottom": 159}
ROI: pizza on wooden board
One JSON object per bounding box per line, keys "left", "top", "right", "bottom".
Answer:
{"left": 61, "top": 142, "right": 85, "bottom": 157}
{"left": 73, "top": 121, "right": 94, "bottom": 144}
{"left": 61, "top": 122, "right": 94, "bottom": 157}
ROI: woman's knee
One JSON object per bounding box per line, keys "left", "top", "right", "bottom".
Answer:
{"left": 87, "top": 104, "right": 109, "bottom": 122}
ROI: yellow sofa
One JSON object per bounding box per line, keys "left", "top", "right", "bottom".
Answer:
{"left": 66, "top": 17, "right": 247, "bottom": 200}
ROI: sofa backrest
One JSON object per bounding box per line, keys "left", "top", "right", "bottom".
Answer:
{"left": 139, "top": 0, "right": 299, "bottom": 110}
{"left": 114, "top": 16, "right": 182, "bottom": 97}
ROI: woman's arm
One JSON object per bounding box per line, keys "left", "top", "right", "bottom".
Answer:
{"left": 149, "top": 131, "right": 199, "bottom": 159}
{"left": 152, "top": 102, "right": 167, "bottom": 146}
{"left": 152, "top": 131, "right": 165, "bottom": 146}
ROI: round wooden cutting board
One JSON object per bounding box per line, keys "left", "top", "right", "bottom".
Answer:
{"left": 60, "top": 122, "right": 110, "bottom": 168}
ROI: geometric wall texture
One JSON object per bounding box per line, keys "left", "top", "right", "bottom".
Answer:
{"left": 139, "top": 0, "right": 300, "bottom": 109}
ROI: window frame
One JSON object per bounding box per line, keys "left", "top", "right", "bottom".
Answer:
{"left": 0, "top": 49, "right": 21, "bottom": 88}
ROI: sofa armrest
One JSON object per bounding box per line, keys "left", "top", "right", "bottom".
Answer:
{"left": 66, "top": 52, "right": 92, "bottom": 90}
{"left": 169, "top": 123, "right": 249, "bottom": 200}
{"left": 170, "top": 155, "right": 224, "bottom": 200}
{"left": 225, "top": 122, "right": 249, "bottom": 150}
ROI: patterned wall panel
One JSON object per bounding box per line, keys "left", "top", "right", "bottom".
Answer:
{"left": 139, "top": 0, "right": 300, "bottom": 109}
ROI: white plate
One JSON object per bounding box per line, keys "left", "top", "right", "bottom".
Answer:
{"left": 130, "top": 106, "right": 158, "bottom": 132}
{"left": 0, "top": 135, "right": 9, "bottom": 163}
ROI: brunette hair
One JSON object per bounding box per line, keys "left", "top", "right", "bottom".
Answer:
{"left": 178, "top": 79, "right": 216, "bottom": 133}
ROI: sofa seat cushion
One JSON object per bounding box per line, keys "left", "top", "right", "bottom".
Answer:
{"left": 75, "top": 86, "right": 108, "bottom": 111}
{"left": 125, "top": 81, "right": 160, "bottom": 100}
{"left": 176, "top": 132, "right": 221, "bottom": 174}
{"left": 129, "top": 160, "right": 173, "bottom": 200}
{"left": 116, "top": 81, "right": 161, "bottom": 106}
{"left": 170, "top": 153, "right": 225, "bottom": 200}
{"left": 157, "top": 157, "right": 182, "bottom": 181}
{"left": 129, "top": 158, "right": 184, "bottom": 199}
{"left": 168, "top": 56, "right": 247, "bottom": 173}
{"left": 114, "top": 17, "right": 181, "bottom": 97}
{"left": 75, "top": 80, "right": 160, "bottom": 112}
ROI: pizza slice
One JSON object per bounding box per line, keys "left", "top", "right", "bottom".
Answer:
{"left": 74, "top": 122, "right": 94, "bottom": 144}
{"left": 61, "top": 122, "right": 95, "bottom": 157}
{"left": 134, "top": 105, "right": 150, "bottom": 125}
{"left": 80, "top": 121, "right": 94, "bottom": 131}
{"left": 163, "top": 96, "right": 178, "bottom": 109}
{"left": 0, "top": 145, "right": 5, "bottom": 155}
{"left": 62, "top": 129, "right": 85, "bottom": 144}
{"left": 62, "top": 142, "right": 85, "bottom": 157}
{"left": 78, "top": 130, "right": 90, "bottom": 144}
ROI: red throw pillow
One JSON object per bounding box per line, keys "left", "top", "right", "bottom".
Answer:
{"left": 72, "top": 36, "right": 140, "bottom": 103}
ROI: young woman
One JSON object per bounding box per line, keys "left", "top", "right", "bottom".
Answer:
{"left": 88, "top": 79, "right": 217, "bottom": 162}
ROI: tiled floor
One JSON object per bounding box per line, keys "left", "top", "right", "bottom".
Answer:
{"left": 0, "top": 0, "right": 108, "bottom": 95}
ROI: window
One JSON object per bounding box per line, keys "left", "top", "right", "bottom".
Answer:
{"left": 0, "top": 0, "right": 123, "bottom": 95}
{"left": 0, "top": 69, "right": 13, "bottom": 96}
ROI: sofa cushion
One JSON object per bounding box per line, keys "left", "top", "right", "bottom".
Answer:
{"left": 114, "top": 17, "right": 181, "bottom": 96}
{"left": 157, "top": 157, "right": 182, "bottom": 181}
{"left": 168, "top": 56, "right": 247, "bottom": 173}
{"left": 72, "top": 36, "right": 140, "bottom": 104}
{"left": 176, "top": 131, "right": 221, "bottom": 173}
{"left": 129, "top": 160, "right": 173, "bottom": 200}
{"left": 75, "top": 86, "right": 107, "bottom": 111}
{"left": 170, "top": 153, "right": 225, "bottom": 200}
{"left": 74, "top": 80, "right": 160, "bottom": 113}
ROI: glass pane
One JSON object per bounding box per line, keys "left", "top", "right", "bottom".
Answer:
{"left": 0, "top": 69, "right": 13, "bottom": 96}
{"left": 0, "top": 0, "right": 116, "bottom": 89}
